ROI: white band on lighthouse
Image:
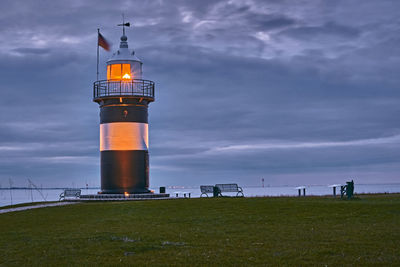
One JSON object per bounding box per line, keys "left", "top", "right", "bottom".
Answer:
{"left": 100, "top": 122, "right": 148, "bottom": 151}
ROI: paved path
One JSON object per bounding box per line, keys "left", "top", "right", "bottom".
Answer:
{"left": 0, "top": 202, "right": 79, "bottom": 214}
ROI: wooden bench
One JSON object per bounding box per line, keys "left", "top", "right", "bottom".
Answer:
{"left": 215, "top": 184, "right": 244, "bottom": 197}
{"left": 200, "top": 185, "right": 214, "bottom": 197}
{"left": 59, "top": 189, "right": 81, "bottom": 201}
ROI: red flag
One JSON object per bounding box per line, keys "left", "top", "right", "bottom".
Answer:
{"left": 98, "top": 32, "right": 110, "bottom": 51}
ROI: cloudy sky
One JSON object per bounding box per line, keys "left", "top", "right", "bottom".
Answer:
{"left": 0, "top": 0, "right": 399, "bottom": 188}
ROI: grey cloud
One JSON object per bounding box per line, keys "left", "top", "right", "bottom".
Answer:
{"left": 12, "top": 47, "right": 50, "bottom": 55}
{"left": 245, "top": 14, "right": 297, "bottom": 31}
{"left": 280, "top": 21, "right": 361, "bottom": 40}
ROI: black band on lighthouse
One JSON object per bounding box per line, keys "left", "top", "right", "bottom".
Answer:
{"left": 101, "top": 150, "right": 149, "bottom": 194}
{"left": 100, "top": 105, "right": 148, "bottom": 124}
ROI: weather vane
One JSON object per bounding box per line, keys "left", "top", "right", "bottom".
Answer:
{"left": 117, "top": 13, "right": 130, "bottom": 36}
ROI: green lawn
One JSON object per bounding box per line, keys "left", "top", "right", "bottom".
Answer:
{"left": 1, "top": 195, "right": 399, "bottom": 266}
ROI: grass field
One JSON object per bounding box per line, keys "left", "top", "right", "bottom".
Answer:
{"left": 1, "top": 194, "right": 399, "bottom": 266}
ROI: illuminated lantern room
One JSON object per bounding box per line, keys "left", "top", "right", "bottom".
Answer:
{"left": 94, "top": 29, "right": 154, "bottom": 102}
{"left": 106, "top": 35, "right": 142, "bottom": 81}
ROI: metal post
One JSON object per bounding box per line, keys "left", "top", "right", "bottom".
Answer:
{"left": 97, "top": 29, "right": 100, "bottom": 81}
{"left": 29, "top": 180, "right": 33, "bottom": 202}
{"left": 9, "top": 178, "right": 13, "bottom": 206}
{"left": 303, "top": 188, "right": 306, "bottom": 196}
{"left": 298, "top": 189, "right": 301, "bottom": 197}
{"left": 333, "top": 187, "right": 336, "bottom": 197}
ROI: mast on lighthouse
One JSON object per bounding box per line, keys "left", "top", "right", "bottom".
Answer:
{"left": 93, "top": 21, "right": 155, "bottom": 194}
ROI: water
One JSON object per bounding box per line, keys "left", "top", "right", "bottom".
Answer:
{"left": 1, "top": 184, "right": 399, "bottom": 207}
{"left": 167, "top": 184, "right": 400, "bottom": 198}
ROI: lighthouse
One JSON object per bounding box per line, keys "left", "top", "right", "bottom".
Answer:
{"left": 93, "top": 25, "right": 155, "bottom": 194}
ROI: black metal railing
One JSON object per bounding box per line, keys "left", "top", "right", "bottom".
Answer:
{"left": 93, "top": 79, "right": 155, "bottom": 101}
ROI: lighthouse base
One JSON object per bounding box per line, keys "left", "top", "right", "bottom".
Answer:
{"left": 100, "top": 188, "right": 151, "bottom": 194}
{"left": 78, "top": 193, "right": 170, "bottom": 201}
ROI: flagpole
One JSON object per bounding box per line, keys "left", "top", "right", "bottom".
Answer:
{"left": 97, "top": 28, "right": 100, "bottom": 81}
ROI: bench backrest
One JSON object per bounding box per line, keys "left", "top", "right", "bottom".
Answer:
{"left": 64, "top": 189, "right": 81, "bottom": 197}
{"left": 215, "top": 184, "right": 239, "bottom": 192}
{"left": 200, "top": 185, "right": 214, "bottom": 193}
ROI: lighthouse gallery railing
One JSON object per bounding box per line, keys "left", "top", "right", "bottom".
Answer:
{"left": 93, "top": 79, "right": 155, "bottom": 100}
